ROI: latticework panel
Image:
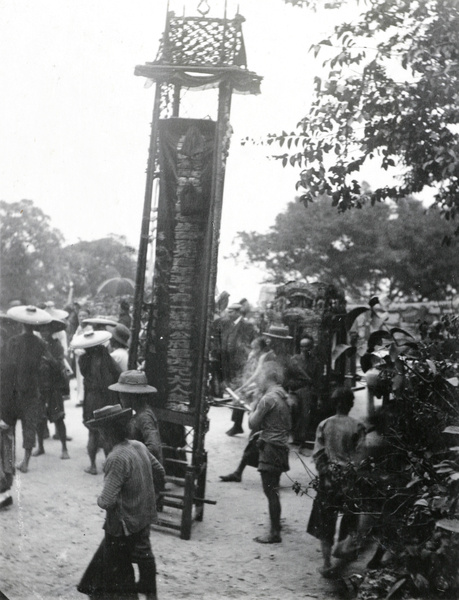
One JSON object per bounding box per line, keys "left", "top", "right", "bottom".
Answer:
{"left": 155, "top": 15, "right": 247, "bottom": 68}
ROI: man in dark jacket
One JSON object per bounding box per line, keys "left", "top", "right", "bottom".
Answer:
{"left": 6, "top": 305, "right": 52, "bottom": 473}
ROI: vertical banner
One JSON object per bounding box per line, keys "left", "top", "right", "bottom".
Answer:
{"left": 145, "top": 119, "right": 216, "bottom": 411}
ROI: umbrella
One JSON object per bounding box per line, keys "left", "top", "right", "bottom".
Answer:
{"left": 96, "top": 277, "right": 135, "bottom": 297}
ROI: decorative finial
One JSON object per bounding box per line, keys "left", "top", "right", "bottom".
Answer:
{"left": 197, "top": 0, "right": 210, "bottom": 16}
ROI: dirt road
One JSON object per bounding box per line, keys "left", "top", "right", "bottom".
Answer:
{"left": 1, "top": 384, "right": 371, "bottom": 600}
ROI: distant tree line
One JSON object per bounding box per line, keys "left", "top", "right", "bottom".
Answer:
{"left": 0, "top": 200, "right": 137, "bottom": 306}
{"left": 235, "top": 197, "right": 458, "bottom": 302}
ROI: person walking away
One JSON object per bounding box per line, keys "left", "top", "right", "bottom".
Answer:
{"left": 248, "top": 363, "right": 291, "bottom": 544}
{"left": 33, "top": 318, "right": 71, "bottom": 460}
{"left": 71, "top": 327, "right": 120, "bottom": 475}
{"left": 5, "top": 305, "right": 52, "bottom": 473}
{"left": 307, "top": 386, "right": 366, "bottom": 577}
{"left": 77, "top": 404, "right": 165, "bottom": 600}
{"left": 108, "top": 323, "right": 130, "bottom": 373}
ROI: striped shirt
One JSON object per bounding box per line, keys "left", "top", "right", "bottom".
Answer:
{"left": 98, "top": 439, "right": 165, "bottom": 536}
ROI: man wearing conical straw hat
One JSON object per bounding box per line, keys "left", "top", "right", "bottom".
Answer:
{"left": 5, "top": 305, "right": 52, "bottom": 473}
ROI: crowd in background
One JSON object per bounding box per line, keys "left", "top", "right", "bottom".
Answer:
{"left": 0, "top": 290, "right": 405, "bottom": 596}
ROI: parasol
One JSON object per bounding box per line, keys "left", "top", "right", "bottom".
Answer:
{"left": 96, "top": 277, "right": 135, "bottom": 297}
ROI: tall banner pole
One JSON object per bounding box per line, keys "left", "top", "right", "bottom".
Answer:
{"left": 193, "top": 80, "right": 233, "bottom": 452}
{"left": 129, "top": 83, "right": 162, "bottom": 369}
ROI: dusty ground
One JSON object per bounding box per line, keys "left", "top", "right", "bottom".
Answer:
{"left": 0, "top": 384, "right": 373, "bottom": 600}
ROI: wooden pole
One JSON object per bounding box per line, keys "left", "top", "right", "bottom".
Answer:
{"left": 192, "top": 80, "right": 233, "bottom": 456}
{"left": 129, "top": 83, "right": 162, "bottom": 369}
{"left": 172, "top": 84, "right": 181, "bottom": 116}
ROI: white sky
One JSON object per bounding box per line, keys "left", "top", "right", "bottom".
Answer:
{"left": 0, "top": 0, "right": 369, "bottom": 304}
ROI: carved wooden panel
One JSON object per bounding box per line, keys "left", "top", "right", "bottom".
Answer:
{"left": 145, "top": 119, "right": 216, "bottom": 412}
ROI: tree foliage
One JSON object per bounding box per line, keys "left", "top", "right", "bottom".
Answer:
{"left": 0, "top": 199, "right": 138, "bottom": 306}
{"left": 0, "top": 200, "right": 67, "bottom": 305}
{"left": 276, "top": 0, "right": 459, "bottom": 225}
{"left": 235, "top": 197, "right": 458, "bottom": 300}
{"left": 293, "top": 306, "right": 459, "bottom": 597}
{"left": 62, "top": 237, "right": 137, "bottom": 298}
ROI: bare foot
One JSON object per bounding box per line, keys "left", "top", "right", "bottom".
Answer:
{"left": 84, "top": 466, "right": 97, "bottom": 475}
{"left": 32, "top": 448, "right": 45, "bottom": 457}
{"left": 61, "top": 450, "right": 70, "bottom": 460}
{"left": 17, "top": 461, "right": 29, "bottom": 473}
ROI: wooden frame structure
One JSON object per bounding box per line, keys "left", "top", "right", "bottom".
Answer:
{"left": 129, "top": 7, "right": 261, "bottom": 539}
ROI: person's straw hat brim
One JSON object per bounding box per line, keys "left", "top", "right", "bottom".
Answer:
{"left": 46, "top": 307, "right": 69, "bottom": 320}
{"left": 82, "top": 316, "right": 118, "bottom": 328}
{"left": 70, "top": 328, "right": 112, "bottom": 349}
{"left": 86, "top": 404, "right": 132, "bottom": 429}
{"left": 263, "top": 325, "right": 293, "bottom": 340}
{"left": 107, "top": 324, "right": 130, "bottom": 348}
{"left": 7, "top": 305, "right": 52, "bottom": 325}
{"left": 108, "top": 369, "right": 157, "bottom": 394}
{"left": 228, "top": 303, "right": 242, "bottom": 311}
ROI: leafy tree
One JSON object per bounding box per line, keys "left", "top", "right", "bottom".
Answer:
{"left": 276, "top": 0, "right": 459, "bottom": 225}
{"left": 0, "top": 200, "right": 67, "bottom": 306}
{"left": 62, "top": 237, "right": 137, "bottom": 297}
{"left": 235, "top": 197, "right": 458, "bottom": 301}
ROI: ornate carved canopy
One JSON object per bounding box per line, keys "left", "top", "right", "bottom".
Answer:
{"left": 134, "top": 12, "right": 262, "bottom": 94}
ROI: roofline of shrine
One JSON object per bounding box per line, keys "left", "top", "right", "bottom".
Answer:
{"left": 134, "top": 63, "right": 262, "bottom": 95}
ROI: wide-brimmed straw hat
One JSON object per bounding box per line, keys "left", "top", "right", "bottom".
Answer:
{"left": 263, "top": 325, "right": 293, "bottom": 340}
{"left": 45, "top": 302, "right": 69, "bottom": 321}
{"left": 109, "top": 370, "right": 157, "bottom": 394}
{"left": 107, "top": 323, "right": 130, "bottom": 348}
{"left": 86, "top": 404, "right": 132, "bottom": 429}
{"left": 70, "top": 327, "right": 112, "bottom": 349}
{"left": 228, "top": 303, "right": 242, "bottom": 311}
{"left": 82, "top": 316, "right": 118, "bottom": 328}
{"left": 7, "top": 305, "right": 52, "bottom": 325}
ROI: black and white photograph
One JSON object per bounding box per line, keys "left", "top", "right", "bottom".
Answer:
{"left": 1, "top": 1, "right": 459, "bottom": 599}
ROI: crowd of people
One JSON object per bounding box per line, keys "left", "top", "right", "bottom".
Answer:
{"left": 211, "top": 294, "right": 396, "bottom": 576}
{"left": 0, "top": 297, "right": 165, "bottom": 598}
{"left": 0, "top": 291, "right": 396, "bottom": 597}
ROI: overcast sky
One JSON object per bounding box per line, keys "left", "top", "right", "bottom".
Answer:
{"left": 1, "top": 0, "right": 360, "bottom": 303}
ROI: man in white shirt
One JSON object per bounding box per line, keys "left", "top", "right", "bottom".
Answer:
{"left": 108, "top": 323, "right": 130, "bottom": 373}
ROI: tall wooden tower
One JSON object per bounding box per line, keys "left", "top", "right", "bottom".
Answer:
{"left": 129, "top": 4, "right": 261, "bottom": 539}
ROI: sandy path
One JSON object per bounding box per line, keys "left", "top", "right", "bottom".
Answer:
{"left": 0, "top": 384, "right": 371, "bottom": 600}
